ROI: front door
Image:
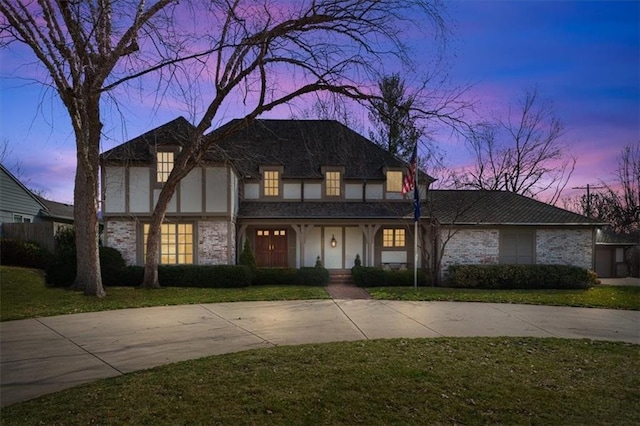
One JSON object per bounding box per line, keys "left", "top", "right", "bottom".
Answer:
{"left": 255, "top": 229, "right": 288, "bottom": 267}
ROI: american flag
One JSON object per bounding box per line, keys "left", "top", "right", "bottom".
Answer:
{"left": 402, "top": 143, "right": 417, "bottom": 194}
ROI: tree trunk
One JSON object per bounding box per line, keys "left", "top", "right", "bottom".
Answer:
{"left": 141, "top": 174, "right": 183, "bottom": 288}
{"left": 69, "top": 99, "right": 105, "bottom": 298}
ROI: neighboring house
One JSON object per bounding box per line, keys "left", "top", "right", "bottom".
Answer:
{"left": 595, "top": 228, "right": 639, "bottom": 278}
{"left": 100, "top": 117, "right": 602, "bottom": 276}
{"left": 0, "top": 164, "right": 74, "bottom": 251}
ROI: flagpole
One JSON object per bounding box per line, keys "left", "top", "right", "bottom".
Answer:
{"left": 414, "top": 153, "right": 418, "bottom": 291}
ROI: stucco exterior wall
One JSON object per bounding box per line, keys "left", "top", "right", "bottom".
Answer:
{"left": 536, "top": 228, "right": 593, "bottom": 270}
{"left": 104, "top": 220, "right": 137, "bottom": 266}
{"left": 198, "top": 220, "right": 235, "bottom": 265}
{"left": 440, "top": 228, "right": 500, "bottom": 271}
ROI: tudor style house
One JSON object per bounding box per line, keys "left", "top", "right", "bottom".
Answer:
{"left": 100, "top": 117, "right": 602, "bottom": 275}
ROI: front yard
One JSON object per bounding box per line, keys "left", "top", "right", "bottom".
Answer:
{"left": 1, "top": 266, "right": 638, "bottom": 321}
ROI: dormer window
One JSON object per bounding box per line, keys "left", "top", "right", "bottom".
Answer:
{"left": 156, "top": 151, "right": 174, "bottom": 183}
{"left": 264, "top": 170, "right": 280, "bottom": 197}
{"left": 386, "top": 170, "right": 403, "bottom": 192}
{"left": 325, "top": 171, "right": 341, "bottom": 197}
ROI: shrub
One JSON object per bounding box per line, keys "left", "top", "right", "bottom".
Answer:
{"left": 46, "top": 245, "right": 128, "bottom": 287}
{"left": 157, "top": 265, "right": 252, "bottom": 288}
{"left": 99, "top": 246, "right": 127, "bottom": 286}
{"left": 296, "top": 267, "right": 330, "bottom": 286}
{"left": 0, "top": 238, "right": 52, "bottom": 269}
{"left": 352, "top": 266, "right": 429, "bottom": 287}
{"left": 45, "top": 249, "right": 76, "bottom": 287}
{"left": 120, "top": 266, "right": 144, "bottom": 286}
{"left": 253, "top": 268, "right": 298, "bottom": 286}
{"left": 238, "top": 239, "right": 257, "bottom": 272}
{"left": 445, "top": 264, "right": 597, "bottom": 289}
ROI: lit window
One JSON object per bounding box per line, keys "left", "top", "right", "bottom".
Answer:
{"left": 325, "top": 171, "right": 341, "bottom": 196}
{"left": 387, "top": 171, "right": 403, "bottom": 192}
{"left": 264, "top": 170, "right": 279, "bottom": 196}
{"left": 157, "top": 152, "right": 174, "bottom": 183}
{"left": 144, "top": 223, "right": 193, "bottom": 264}
{"left": 383, "top": 228, "right": 405, "bottom": 247}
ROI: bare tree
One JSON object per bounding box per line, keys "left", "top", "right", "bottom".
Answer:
{"left": 577, "top": 142, "right": 640, "bottom": 234}
{"left": 455, "top": 87, "right": 575, "bottom": 204}
{"left": 141, "top": 0, "right": 449, "bottom": 287}
{"left": 0, "top": 0, "right": 191, "bottom": 296}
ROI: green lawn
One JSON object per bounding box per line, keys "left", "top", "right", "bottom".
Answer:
{"left": 368, "top": 285, "right": 640, "bottom": 310}
{"left": 0, "top": 266, "right": 329, "bottom": 321}
{"left": 2, "top": 266, "right": 639, "bottom": 321}
{"left": 2, "top": 337, "right": 638, "bottom": 425}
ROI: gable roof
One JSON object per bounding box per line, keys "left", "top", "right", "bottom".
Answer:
{"left": 427, "top": 190, "right": 603, "bottom": 225}
{"left": 0, "top": 164, "right": 74, "bottom": 222}
{"left": 101, "top": 117, "right": 434, "bottom": 182}
{"left": 101, "top": 117, "right": 196, "bottom": 162}
{"left": 209, "top": 119, "right": 433, "bottom": 181}
{"left": 0, "top": 164, "right": 47, "bottom": 211}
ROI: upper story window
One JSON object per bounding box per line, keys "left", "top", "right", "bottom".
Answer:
{"left": 383, "top": 228, "right": 406, "bottom": 248}
{"left": 264, "top": 170, "right": 280, "bottom": 197}
{"left": 386, "top": 171, "right": 403, "bottom": 192}
{"left": 156, "top": 151, "right": 174, "bottom": 183}
{"left": 325, "top": 171, "right": 341, "bottom": 197}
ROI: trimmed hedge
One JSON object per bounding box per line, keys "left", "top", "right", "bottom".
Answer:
{"left": 253, "top": 267, "right": 329, "bottom": 286}
{"left": 351, "top": 266, "right": 429, "bottom": 287}
{"left": 157, "top": 265, "right": 252, "bottom": 288}
{"left": 0, "top": 239, "right": 52, "bottom": 269}
{"left": 445, "top": 264, "right": 598, "bottom": 289}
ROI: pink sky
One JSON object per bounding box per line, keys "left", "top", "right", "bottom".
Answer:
{"left": 0, "top": 1, "right": 638, "bottom": 206}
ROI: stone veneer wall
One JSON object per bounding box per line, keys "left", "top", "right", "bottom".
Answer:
{"left": 440, "top": 228, "right": 500, "bottom": 272}
{"left": 536, "top": 228, "right": 593, "bottom": 270}
{"left": 104, "top": 220, "right": 137, "bottom": 265}
{"left": 198, "top": 220, "right": 235, "bottom": 265}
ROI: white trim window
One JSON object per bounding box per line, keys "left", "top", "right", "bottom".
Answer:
{"left": 144, "top": 223, "right": 194, "bottom": 264}
{"left": 156, "top": 151, "right": 174, "bottom": 183}
{"left": 383, "top": 228, "right": 406, "bottom": 248}
{"left": 386, "top": 170, "right": 403, "bottom": 193}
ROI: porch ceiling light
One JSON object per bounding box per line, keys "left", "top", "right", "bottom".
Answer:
{"left": 331, "top": 234, "right": 337, "bottom": 248}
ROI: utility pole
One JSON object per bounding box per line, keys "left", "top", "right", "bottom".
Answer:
{"left": 572, "top": 184, "right": 605, "bottom": 218}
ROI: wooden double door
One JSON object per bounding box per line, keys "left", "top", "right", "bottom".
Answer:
{"left": 255, "top": 229, "right": 288, "bottom": 267}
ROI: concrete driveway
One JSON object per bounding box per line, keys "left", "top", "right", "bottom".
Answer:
{"left": 1, "top": 300, "right": 639, "bottom": 407}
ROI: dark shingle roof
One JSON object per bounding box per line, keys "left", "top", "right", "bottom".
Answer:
{"left": 427, "top": 190, "right": 602, "bottom": 225}
{"left": 239, "top": 201, "right": 412, "bottom": 219}
{"left": 238, "top": 190, "right": 601, "bottom": 225}
{"left": 101, "top": 117, "right": 433, "bottom": 182}
{"left": 209, "top": 119, "right": 424, "bottom": 180}
{"left": 101, "top": 117, "right": 195, "bottom": 162}
{"left": 37, "top": 196, "right": 74, "bottom": 221}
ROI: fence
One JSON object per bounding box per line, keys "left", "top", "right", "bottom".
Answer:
{"left": 1, "top": 222, "right": 59, "bottom": 252}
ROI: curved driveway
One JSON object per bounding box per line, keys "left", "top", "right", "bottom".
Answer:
{"left": 1, "top": 299, "right": 638, "bottom": 407}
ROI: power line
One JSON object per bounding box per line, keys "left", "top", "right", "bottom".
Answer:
{"left": 572, "top": 184, "right": 605, "bottom": 218}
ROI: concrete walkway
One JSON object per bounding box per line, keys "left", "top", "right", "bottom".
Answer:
{"left": 1, "top": 300, "right": 638, "bottom": 407}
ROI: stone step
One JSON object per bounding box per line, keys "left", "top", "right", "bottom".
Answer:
{"left": 328, "top": 269, "right": 354, "bottom": 285}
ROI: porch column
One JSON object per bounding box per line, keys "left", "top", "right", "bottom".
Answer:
{"left": 292, "top": 224, "right": 314, "bottom": 268}
{"left": 358, "top": 224, "right": 380, "bottom": 267}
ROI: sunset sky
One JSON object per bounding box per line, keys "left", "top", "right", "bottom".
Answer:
{"left": 0, "top": 0, "right": 638, "bottom": 205}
